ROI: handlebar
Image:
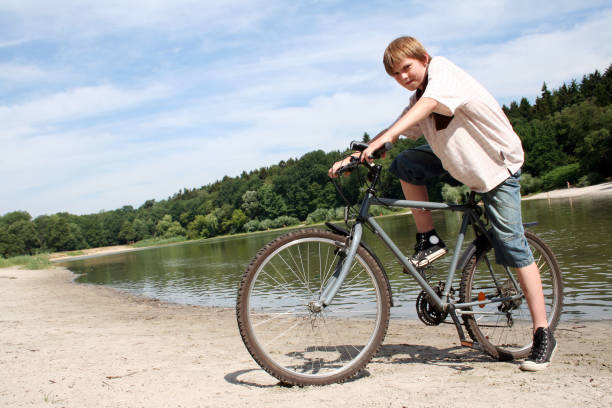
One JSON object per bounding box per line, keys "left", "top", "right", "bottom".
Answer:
{"left": 335, "top": 141, "right": 393, "bottom": 175}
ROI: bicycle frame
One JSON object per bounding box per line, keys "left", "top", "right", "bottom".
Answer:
{"left": 320, "top": 165, "right": 524, "bottom": 321}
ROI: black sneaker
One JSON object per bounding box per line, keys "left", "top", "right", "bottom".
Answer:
{"left": 411, "top": 230, "right": 447, "bottom": 268}
{"left": 520, "top": 327, "right": 557, "bottom": 371}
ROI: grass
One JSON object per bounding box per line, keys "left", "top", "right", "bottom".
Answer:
{"left": 132, "top": 236, "right": 188, "bottom": 248}
{"left": 0, "top": 254, "right": 53, "bottom": 270}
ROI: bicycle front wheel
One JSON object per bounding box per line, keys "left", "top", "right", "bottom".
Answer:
{"left": 236, "top": 229, "right": 391, "bottom": 386}
{"left": 459, "top": 231, "right": 563, "bottom": 360}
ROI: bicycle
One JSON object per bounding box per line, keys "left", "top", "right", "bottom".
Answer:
{"left": 236, "top": 141, "right": 563, "bottom": 386}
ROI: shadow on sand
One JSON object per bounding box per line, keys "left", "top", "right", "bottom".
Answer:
{"left": 225, "top": 342, "right": 497, "bottom": 387}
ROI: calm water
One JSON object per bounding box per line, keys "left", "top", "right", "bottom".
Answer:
{"left": 61, "top": 195, "right": 612, "bottom": 321}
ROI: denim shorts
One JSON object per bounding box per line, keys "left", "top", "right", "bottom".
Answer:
{"left": 390, "top": 145, "right": 535, "bottom": 268}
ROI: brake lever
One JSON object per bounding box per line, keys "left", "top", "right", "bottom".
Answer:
{"left": 335, "top": 156, "right": 360, "bottom": 176}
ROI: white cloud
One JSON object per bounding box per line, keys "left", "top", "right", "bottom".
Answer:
{"left": 0, "top": 84, "right": 170, "bottom": 138}
{"left": 1, "top": 1, "right": 611, "bottom": 216}
{"left": 0, "top": 62, "right": 47, "bottom": 82}
{"left": 0, "top": 0, "right": 280, "bottom": 40}
{"left": 453, "top": 9, "right": 612, "bottom": 102}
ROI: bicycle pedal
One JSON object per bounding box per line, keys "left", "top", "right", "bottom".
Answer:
{"left": 402, "top": 264, "right": 432, "bottom": 276}
{"left": 460, "top": 340, "right": 481, "bottom": 350}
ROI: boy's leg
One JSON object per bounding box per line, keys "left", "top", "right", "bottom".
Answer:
{"left": 517, "top": 261, "right": 557, "bottom": 371}
{"left": 481, "top": 172, "right": 556, "bottom": 370}
{"left": 390, "top": 145, "right": 447, "bottom": 266}
{"left": 400, "top": 181, "right": 434, "bottom": 232}
{"left": 516, "top": 262, "right": 549, "bottom": 330}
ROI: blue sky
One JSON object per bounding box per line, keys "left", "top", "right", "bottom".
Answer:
{"left": 1, "top": 1, "right": 611, "bottom": 217}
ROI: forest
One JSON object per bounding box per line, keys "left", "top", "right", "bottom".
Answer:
{"left": 1, "top": 64, "right": 611, "bottom": 258}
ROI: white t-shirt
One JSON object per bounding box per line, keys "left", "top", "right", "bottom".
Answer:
{"left": 398, "top": 56, "right": 524, "bottom": 193}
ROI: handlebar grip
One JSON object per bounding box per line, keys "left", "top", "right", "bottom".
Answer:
{"left": 350, "top": 141, "right": 369, "bottom": 151}
{"left": 368, "top": 142, "right": 393, "bottom": 159}
{"left": 350, "top": 140, "right": 393, "bottom": 159}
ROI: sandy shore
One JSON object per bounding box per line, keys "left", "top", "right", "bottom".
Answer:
{"left": 1, "top": 267, "right": 611, "bottom": 408}
{"left": 522, "top": 181, "right": 612, "bottom": 200}
{"left": 49, "top": 245, "right": 139, "bottom": 261}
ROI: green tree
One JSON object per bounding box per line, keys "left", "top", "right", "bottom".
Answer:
{"left": 187, "top": 215, "right": 208, "bottom": 239}
{"left": 230, "top": 209, "right": 248, "bottom": 232}
{"left": 241, "top": 190, "right": 260, "bottom": 219}
{"left": 517, "top": 97, "right": 533, "bottom": 120}
{"left": 0, "top": 212, "right": 40, "bottom": 256}
{"left": 258, "top": 184, "right": 287, "bottom": 219}
{"left": 516, "top": 119, "right": 569, "bottom": 176}
{"left": 534, "top": 82, "right": 553, "bottom": 119}
{"left": 40, "top": 215, "right": 87, "bottom": 252}
{"left": 155, "top": 215, "right": 186, "bottom": 238}
{"left": 203, "top": 213, "right": 219, "bottom": 236}
{"left": 0, "top": 211, "right": 32, "bottom": 227}
{"left": 576, "top": 128, "right": 611, "bottom": 174}
{"left": 118, "top": 220, "right": 136, "bottom": 243}
{"left": 132, "top": 218, "right": 153, "bottom": 241}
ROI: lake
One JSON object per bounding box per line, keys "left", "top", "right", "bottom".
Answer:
{"left": 60, "top": 195, "right": 612, "bottom": 321}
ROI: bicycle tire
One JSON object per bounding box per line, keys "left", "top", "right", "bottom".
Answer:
{"left": 459, "top": 230, "right": 563, "bottom": 360}
{"left": 236, "top": 228, "right": 391, "bottom": 385}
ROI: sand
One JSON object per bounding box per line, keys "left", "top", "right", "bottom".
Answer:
{"left": 522, "top": 181, "right": 612, "bottom": 200}
{"left": 1, "top": 266, "right": 611, "bottom": 408}
{"left": 3, "top": 182, "right": 610, "bottom": 406}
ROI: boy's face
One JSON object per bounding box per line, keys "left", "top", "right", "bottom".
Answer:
{"left": 391, "top": 57, "right": 428, "bottom": 92}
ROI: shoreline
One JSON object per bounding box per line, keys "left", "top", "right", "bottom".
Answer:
{"left": 1, "top": 266, "right": 611, "bottom": 407}
{"left": 48, "top": 181, "right": 612, "bottom": 262}
{"left": 522, "top": 181, "right": 612, "bottom": 200}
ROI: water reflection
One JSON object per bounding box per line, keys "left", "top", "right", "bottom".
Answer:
{"left": 63, "top": 196, "right": 612, "bottom": 321}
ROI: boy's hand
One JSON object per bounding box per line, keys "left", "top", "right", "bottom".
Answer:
{"left": 328, "top": 154, "right": 359, "bottom": 178}
{"left": 362, "top": 135, "right": 393, "bottom": 163}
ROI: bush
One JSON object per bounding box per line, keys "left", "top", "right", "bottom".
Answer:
{"left": 133, "top": 236, "right": 187, "bottom": 248}
{"left": 306, "top": 208, "right": 334, "bottom": 224}
{"left": 333, "top": 207, "right": 345, "bottom": 219}
{"left": 243, "top": 219, "right": 261, "bottom": 232}
{"left": 541, "top": 163, "right": 581, "bottom": 190}
{"left": 259, "top": 219, "right": 274, "bottom": 230}
{"left": 520, "top": 173, "right": 543, "bottom": 195}
{"left": 271, "top": 216, "right": 300, "bottom": 229}
{"left": 575, "top": 175, "right": 590, "bottom": 188}
{"left": 441, "top": 184, "right": 470, "bottom": 203}
{"left": 575, "top": 172, "right": 604, "bottom": 187}
{"left": 368, "top": 205, "right": 401, "bottom": 217}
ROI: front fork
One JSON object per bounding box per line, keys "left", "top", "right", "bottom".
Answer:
{"left": 319, "top": 223, "right": 363, "bottom": 307}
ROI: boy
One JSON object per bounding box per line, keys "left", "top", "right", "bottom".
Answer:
{"left": 329, "top": 36, "right": 556, "bottom": 371}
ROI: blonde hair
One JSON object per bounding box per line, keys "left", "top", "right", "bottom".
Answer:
{"left": 383, "top": 36, "right": 430, "bottom": 75}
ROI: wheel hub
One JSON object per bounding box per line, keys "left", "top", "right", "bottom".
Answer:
{"left": 308, "top": 300, "right": 323, "bottom": 313}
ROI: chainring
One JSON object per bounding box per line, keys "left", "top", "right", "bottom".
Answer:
{"left": 416, "top": 284, "right": 448, "bottom": 326}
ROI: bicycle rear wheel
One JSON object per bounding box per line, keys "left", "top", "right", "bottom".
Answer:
{"left": 459, "top": 231, "right": 563, "bottom": 360}
{"left": 236, "top": 229, "right": 391, "bottom": 385}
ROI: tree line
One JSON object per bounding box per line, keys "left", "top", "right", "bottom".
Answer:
{"left": 1, "top": 64, "right": 610, "bottom": 258}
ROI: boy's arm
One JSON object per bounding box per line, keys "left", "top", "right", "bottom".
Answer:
{"left": 362, "top": 97, "right": 438, "bottom": 162}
